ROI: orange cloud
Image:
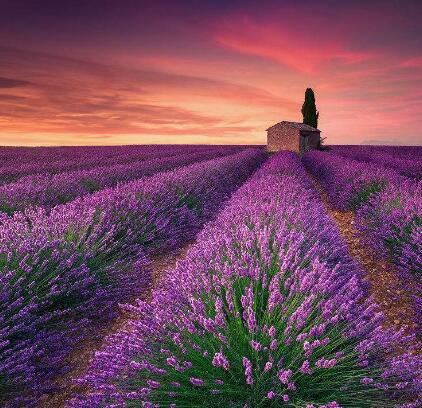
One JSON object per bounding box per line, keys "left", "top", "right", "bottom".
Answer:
{"left": 0, "top": 47, "right": 286, "bottom": 145}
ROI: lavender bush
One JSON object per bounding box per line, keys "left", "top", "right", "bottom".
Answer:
{"left": 356, "top": 180, "right": 422, "bottom": 336}
{"left": 0, "top": 148, "right": 266, "bottom": 407}
{"left": 71, "top": 152, "right": 421, "bottom": 408}
{"left": 0, "top": 145, "right": 166, "bottom": 184}
{"left": 304, "top": 151, "right": 421, "bottom": 337}
{"left": 0, "top": 206, "right": 150, "bottom": 406}
{"left": 0, "top": 145, "right": 245, "bottom": 184}
{"left": 330, "top": 145, "right": 422, "bottom": 180}
{"left": 0, "top": 145, "right": 251, "bottom": 169}
{"left": 302, "top": 151, "right": 406, "bottom": 211}
{"left": 0, "top": 147, "right": 237, "bottom": 214}
{"left": 0, "top": 145, "right": 141, "bottom": 168}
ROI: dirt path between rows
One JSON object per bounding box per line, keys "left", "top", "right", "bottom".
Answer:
{"left": 309, "top": 175, "right": 417, "bottom": 335}
{"left": 37, "top": 243, "right": 193, "bottom": 408}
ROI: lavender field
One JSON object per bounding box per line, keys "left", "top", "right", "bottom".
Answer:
{"left": 0, "top": 145, "right": 421, "bottom": 408}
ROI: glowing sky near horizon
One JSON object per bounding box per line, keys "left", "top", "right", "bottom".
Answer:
{"left": 0, "top": 0, "right": 421, "bottom": 146}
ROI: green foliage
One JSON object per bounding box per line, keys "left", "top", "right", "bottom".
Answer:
{"left": 350, "top": 181, "right": 387, "bottom": 211}
{"left": 301, "top": 88, "right": 319, "bottom": 129}
{"left": 57, "top": 193, "right": 75, "bottom": 204}
{"left": 0, "top": 203, "right": 14, "bottom": 215}
{"left": 175, "top": 187, "right": 203, "bottom": 216}
{"left": 386, "top": 215, "right": 421, "bottom": 260}
{"left": 124, "top": 228, "right": 390, "bottom": 407}
{"left": 81, "top": 178, "right": 101, "bottom": 193}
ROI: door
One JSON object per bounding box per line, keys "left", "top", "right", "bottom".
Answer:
{"left": 300, "top": 134, "right": 307, "bottom": 153}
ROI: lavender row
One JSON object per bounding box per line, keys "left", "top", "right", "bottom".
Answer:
{"left": 330, "top": 145, "right": 422, "bottom": 180}
{"left": 0, "top": 148, "right": 238, "bottom": 214}
{"left": 0, "top": 145, "right": 167, "bottom": 183}
{"left": 0, "top": 148, "right": 267, "bottom": 407}
{"left": 356, "top": 181, "right": 422, "bottom": 336}
{"left": 303, "top": 151, "right": 421, "bottom": 336}
{"left": 302, "top": 151, "right": 407, "bottom": 211}
{"left": 0, "top": 145, "right": 252, "bottom": 167}
{"left": 0, "top": 145, "right": 245, "bottom": 184}
{"left": 70, "top": 152, "right": 421, "bottom": 408}
{"left": 0, "top": 144, "right": 219, "bottom": 167}
{"left": 0, "top": 145, "right": 156, "bottom": 167}
{"left": 330, "top": 144, "right": 422, "bottom": 160}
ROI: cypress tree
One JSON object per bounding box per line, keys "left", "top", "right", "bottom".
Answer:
{"left": 301, "top": 88, "right": 319, "bottom": 128}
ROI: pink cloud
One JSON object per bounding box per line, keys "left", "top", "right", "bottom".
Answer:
{"left": 400, "top": 57, "right": 422, "bottom": 68}
{"left": 214, "top": 14, "right": 377, "bottom": 74}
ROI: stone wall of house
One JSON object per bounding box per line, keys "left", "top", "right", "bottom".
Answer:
{"left": 267, "top": 128, "right": 300, "bottom": 152}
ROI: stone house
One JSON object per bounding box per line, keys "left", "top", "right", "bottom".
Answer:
{"left": 266, "top": 121, "right": 321, "bottom": 153}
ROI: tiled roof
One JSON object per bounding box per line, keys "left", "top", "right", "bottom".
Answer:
{"left": 266, "top": 121, "right": 320, "bottom": 132}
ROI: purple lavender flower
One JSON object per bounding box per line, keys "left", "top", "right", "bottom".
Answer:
{"left": 68, "top": 152, "right": 422, "bottom": 408}
{"left": 304, "top": 150, "right": 421, "bottom": 336}
{"left": 212, "top": 351, "right": 230, "bottom": 370}
{"left": 1, "top": 147, "right": 266, "bottom": 406}
{"left": 190, "top": 377, "right": 205, "bottom": 386}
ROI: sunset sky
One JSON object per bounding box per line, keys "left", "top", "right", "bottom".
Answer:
{"left": 0, "top": 0, "right": 421, "bottom": 146}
